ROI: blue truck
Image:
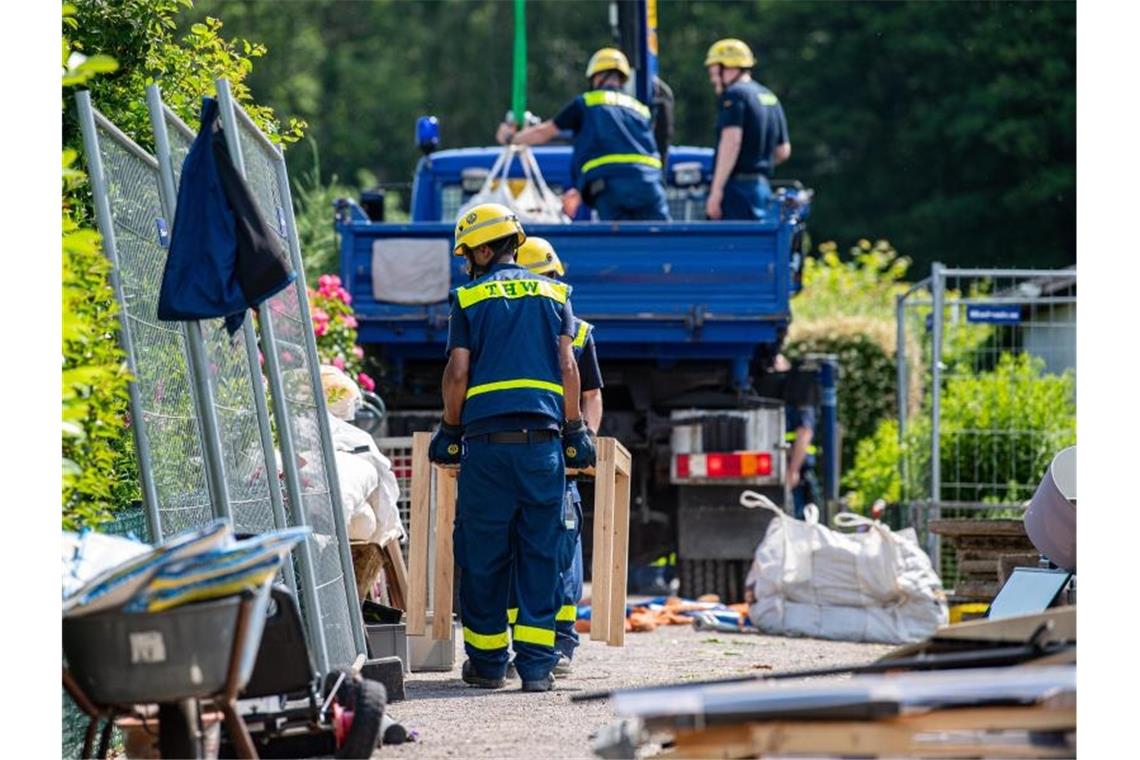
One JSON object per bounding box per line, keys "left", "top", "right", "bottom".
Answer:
{"left": 335, "top": 143, "right": 822, "bottom": 600}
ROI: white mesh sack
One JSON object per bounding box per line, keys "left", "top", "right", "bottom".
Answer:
{"left": 458, "top": 145, "right": 566, "bottom": 225}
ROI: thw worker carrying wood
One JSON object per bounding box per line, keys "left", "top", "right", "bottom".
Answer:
{"left": 428, "top": 203, "right": 596, "bottom": 692}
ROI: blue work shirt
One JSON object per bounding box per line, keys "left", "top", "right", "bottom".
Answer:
{"left": 714, "top": 79, "right": 789, "bottom": 178}
{"left": 553, "top": 85, "right": 663, "bottom": 195}
{"left": 446, "top": 263, "right": 575, "bottom": 436}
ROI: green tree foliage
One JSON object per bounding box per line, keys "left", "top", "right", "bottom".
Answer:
{"left": 62, "top": 0, "right": 302, "bottom": 528}
{"left": 187, "top": 0, "right": 1074, "bottom": 271}
{"left": 785, "top": 239, "right": 918, "bottom": 469}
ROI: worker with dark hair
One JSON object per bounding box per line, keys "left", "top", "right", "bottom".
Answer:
{"left": 431, "top": 203, "right": 596, "bottom": 693}
{"left": 498, "top": 48, "right": 670, "bottom": 222}
{"left": 704, "top": 38, "right": 791, "bottom": 221}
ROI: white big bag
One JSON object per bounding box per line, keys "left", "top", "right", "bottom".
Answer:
{"left": 742, "top": 491, "right": 948, "bottom": 644}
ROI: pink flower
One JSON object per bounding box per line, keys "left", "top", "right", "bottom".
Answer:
{"left": 343, "top": 315, "right": 358, "bottom": 329}
{"left": 329, "top": 275, "right": 341, "bottom": 287}
{"left": 282, "top": 351, "right": 294, "bottom": 364}
{"left": 337, "top": 287, "right": 352, "bottom": 304}
{"left": 358, "top": 372, "right": 375, "bottom": 392}
{"left": 312, "top": 308, "right": 329, "bottom": 324}
{"left": 332, "top": 356, "right": 345, "bottom": 370}
{"left": 258, "top": 351, "right": 265, "bottom": 367}
{"left": 318, "top": 274, "right": 334, "bottom": 289}
{"left": 314, "top": 321, "right": 328, "bottom": 337}
{"left": 352, "top": 345, "right": 364, "bottom": 359}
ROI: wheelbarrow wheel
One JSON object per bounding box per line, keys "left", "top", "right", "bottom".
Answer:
{"left": 334, "top": 678, "right": 387, "bottom": 759}
{"left": 158, "top": 699, "right": 202, "bottom": 759}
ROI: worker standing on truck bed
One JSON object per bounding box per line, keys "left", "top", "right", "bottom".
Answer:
{"left": 506, "top": 237, "right": 603, "bottom": 676}
{"left": 498, "top": 48, "right": 671, "bottom": 222}
{"left": 429, "top": 203, "right": 597, "bottom": 693}
{"left": 704, "top": 38, "right": 791, "bottom": 221}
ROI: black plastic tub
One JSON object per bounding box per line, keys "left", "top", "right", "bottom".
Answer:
{"left": 63, "top": 586, "right": 270, "bottom": 705}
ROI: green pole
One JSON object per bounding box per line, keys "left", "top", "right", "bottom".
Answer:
{"left": 512, "top": 0, "right": 527, "bottom": 121}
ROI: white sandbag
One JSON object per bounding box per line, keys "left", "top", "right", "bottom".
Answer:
{"left": 321, "top": 365, "right": 363, "bottom": 421}
{"left": 749, "top": 595, "right": 947, "bottom": 645}
{"left": 334, "top": 448, "right": 379, "bottom": 541}
{"left": 743, "top": 491, "right": 947, "bottom": 644}
{"left": 329, "top": 415, "right": 405, "bottom": 547}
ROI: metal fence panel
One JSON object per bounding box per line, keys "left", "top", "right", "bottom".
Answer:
{"left": 897, "top": 265, "right": 1077, "bottom": 584}
{"left": 76, "top": 93, "right": 216, "bottom": 539}
{"left": 215, "top": 80, "right": 367, "bottom": 666}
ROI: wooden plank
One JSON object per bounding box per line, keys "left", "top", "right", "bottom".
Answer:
{"left": 999, "top": 553, "right": 1044, "bottom": 585}
{"left": 613, "top": 439, "right": 632, "bottom": 477}
{"left": 953, "top": 534, "right": 1036, "bottom": 551}
{"left": 957, "top": 558, "right": 999, "bottom": 576}
{"left": 928, "top": 519, "right": 1028, "bottom": 537}
{"left": 381, "top": 539, "right": 409, "bottom": 611}
{"left": 432, "top": 465, "right": 457, "bottom": 642}
{"left": 590, "top": 438, "right": 616, "bottom": 643}
{"left": 607, "top": 459, "right": 631, "bottom": 647}
{"left": 932, "top": 605, "right": 1076, "bottom": 643}
{"left": 952, "top": 579, "right": 1000, "bottom": 601}
{"left": 673, "top": 707, "right": 1075, "bottom": 759}
{"left": 405, "top": 432, "right": 432, "bottom": 636}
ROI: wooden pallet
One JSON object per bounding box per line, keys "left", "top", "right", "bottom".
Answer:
{"left": 405, "top": 432, "right": 632, "bottom": 647}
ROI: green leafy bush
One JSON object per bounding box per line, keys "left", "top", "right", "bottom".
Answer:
{"left": 62, "top": 0, "right": 303, "bottom": 529}
{"left": 845, "top": 353, "right": 1075, "bottom": 511}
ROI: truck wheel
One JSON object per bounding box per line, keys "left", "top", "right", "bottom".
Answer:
{"left": 679, "top": 559, "right": 749, "bottom": 604}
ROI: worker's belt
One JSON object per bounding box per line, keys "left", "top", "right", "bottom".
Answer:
{"left": 469, "top": 429, "right": 558, "bottom": 444}
{"left": 730, "top": 172, "right": 769, "bottom": 182}
{"left": 581, "top": 153, "right": 663, "bottom": 175}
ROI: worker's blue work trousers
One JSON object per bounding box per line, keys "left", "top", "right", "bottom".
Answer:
{"left": 456, "top": 438, "right": 565, "bottom": 682}
{"left": 506, "top": 483, "right": 584, "bottom": 660}
{"left": 556, "top": 482, "right": 585, "bottom": 660}
{"left": 592, "top": 176, "right": 671, "bottom": 221}
{"left": 720, "top": 177, "right": 771, "bottom": 220}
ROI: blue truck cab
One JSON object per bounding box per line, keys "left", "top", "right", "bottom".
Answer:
{"left": 336, "top": 143, "right": 816, "bottom": 599}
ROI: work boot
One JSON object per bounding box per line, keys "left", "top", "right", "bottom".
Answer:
{"left": 553, "top": 653, "right": 573, "bottom": 676}
{"left": 506, "top": 660, "right": 518, "bottom": 679}
{"left": 461, "top": 660, "right": 505, "bottom": 689}
{"left": 521, "top": 673, "right": 555, "bottom": 693}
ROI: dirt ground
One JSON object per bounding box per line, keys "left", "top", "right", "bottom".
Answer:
{"left": 377, "top": 622, "right": 894, "bottom": 759}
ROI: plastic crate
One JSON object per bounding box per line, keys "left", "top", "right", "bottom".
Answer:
{"left": 365, "top": 623, "right": 409, "bottom": 674}
{"left": 408, "top": 613, "right": 457, "bottom": 672}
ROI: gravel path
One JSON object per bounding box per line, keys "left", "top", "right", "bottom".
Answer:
{"left": 377, "top": 623, "right": 894, "bottom": 758}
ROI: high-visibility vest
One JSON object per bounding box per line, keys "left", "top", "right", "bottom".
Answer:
{"left": 571, "top": 86, "right": 662, "bottom": 191}
{"left": 453, "top": 265, "right": 571, "bottom": 427}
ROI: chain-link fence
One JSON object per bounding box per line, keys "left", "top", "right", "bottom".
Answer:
{"left": 897, "top": 264, "right": 1077, "bottom": 585}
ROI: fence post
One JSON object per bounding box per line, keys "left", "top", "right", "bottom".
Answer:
{"left": 929, "top": 262, "right": 945, "bottom": 569}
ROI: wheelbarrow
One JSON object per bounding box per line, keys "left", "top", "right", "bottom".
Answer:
{"left": 63, "top": 584, "right": 271, "bottom": 759}
{"left": 219, "top": 584, "right": 385, "bottom": 759}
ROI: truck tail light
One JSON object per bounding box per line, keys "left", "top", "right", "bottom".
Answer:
{"left": 674, "top": 451, "right": 772, "bottom": 480}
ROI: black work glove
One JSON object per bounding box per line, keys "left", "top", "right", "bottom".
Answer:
{"left": 562, "top": 418, "right": 597, "bottom": 469}
{"left": 428, "top": 421, "right": 464, "bottom": 466}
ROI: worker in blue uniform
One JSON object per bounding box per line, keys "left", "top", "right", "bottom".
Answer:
{"left": 704, "top": 39, "right": 791, "bottom": 221}
{"left": 774, "top": 354, "right": 822, "bottom": 519}
{"left": 429, "top": 203, "right": 596, "bottom": 693}
{"left": 505, "top": 237, "right": 603, "bottom": 676}
{"left": 498, "top": 48, "right": 670, "bottom": 222}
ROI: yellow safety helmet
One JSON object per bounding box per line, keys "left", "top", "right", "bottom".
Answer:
{"left": 516, "top": 236, "right": 565, "bottom": 277}
{"left": 585, "top": 47, "right": 632, "bottom": 79}
{"left": 453, "top": 202, "right": 526, "bottom": 256}
{"left": 704, "top": 38, "right": 756, "bottom": 69}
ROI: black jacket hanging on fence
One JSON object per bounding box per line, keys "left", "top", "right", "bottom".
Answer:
{"left": 157, "top": 97, "right": 295, "bottom": 334}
